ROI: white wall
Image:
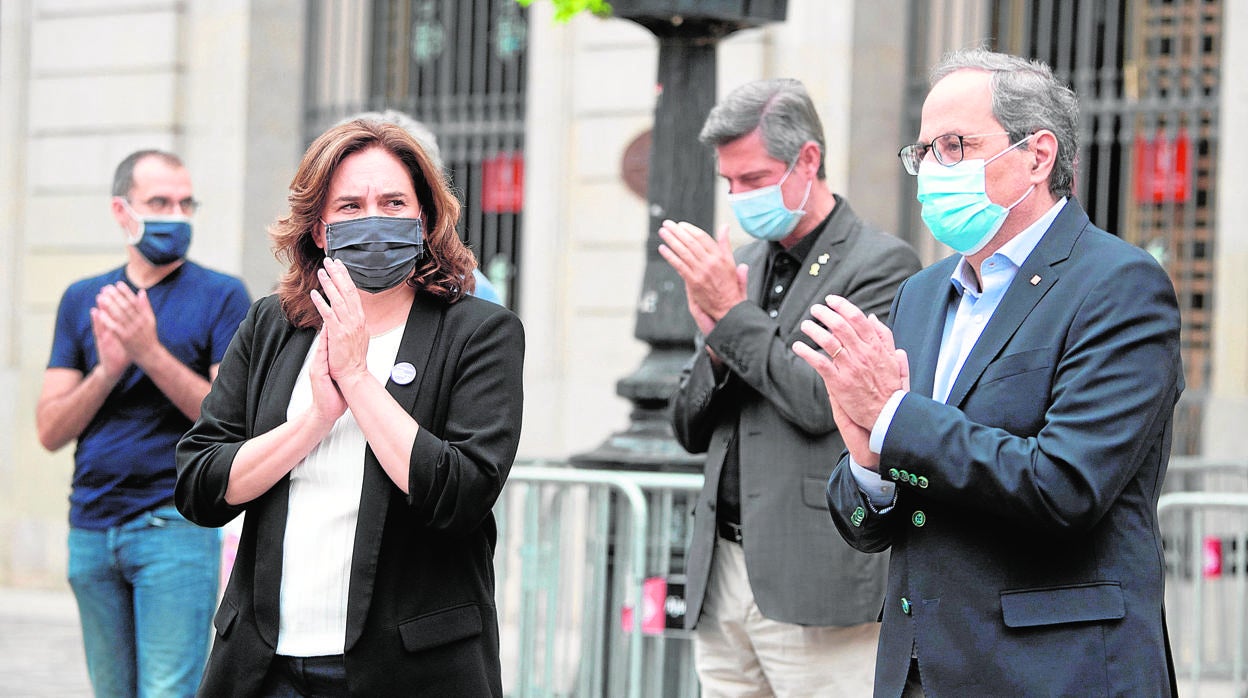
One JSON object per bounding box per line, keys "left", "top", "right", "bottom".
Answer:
{"left": 518, "top": 7, "right": 658, "bottom": 460}
{"left": 0, "top": 0, "right": 36, "bottom": 587}
{"left": 1205, "top": 0, "right": 1248, "bottom": 458}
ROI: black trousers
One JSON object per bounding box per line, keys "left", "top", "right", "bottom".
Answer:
{"left": 258, "top": 654, "right": 348, "bottom": 697}
{"left": 901, "top": 656, "right": 925, "bottom": 697}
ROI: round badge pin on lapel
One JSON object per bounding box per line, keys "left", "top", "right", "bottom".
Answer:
{"left": 391, "top": 361, "right": 416, "bottom": 385}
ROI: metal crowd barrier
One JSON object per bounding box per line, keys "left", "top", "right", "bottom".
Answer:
{"left": 495, "top": 461, "right": 705, "bottom": 698}
{"left": 492, "top": 458, "right": 1248, "bottom": 697}
{"left": 1160, "top": 458, "right": 1248, "bottom": 697}
{"left": 1166, "top": 457, "right": 1248, "bottom": 494}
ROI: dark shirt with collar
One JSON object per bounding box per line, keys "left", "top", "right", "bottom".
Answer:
{"left": 717, "top": 214, "right": 827, "bottom": 529}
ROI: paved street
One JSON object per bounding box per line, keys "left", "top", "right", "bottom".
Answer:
{"left": 0, "top": 587, "right": 91, "bottom": 697}
{"left": 0, "top": 583, "right": 1242, "bottom": 697}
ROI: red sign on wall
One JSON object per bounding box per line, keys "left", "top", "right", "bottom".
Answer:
{"left": 482, "top": 153, "right": 524, "bottom": 213}
{"left": 1133, "top": 129, "right": 1190, "bottom": 204}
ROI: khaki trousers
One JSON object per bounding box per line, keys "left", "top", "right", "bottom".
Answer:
{"left": 694, "top": 537, "right": 879, "bottom": 697}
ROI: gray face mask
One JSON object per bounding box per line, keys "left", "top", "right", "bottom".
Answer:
{"left": 323, "top": 216, "right": 424, "bottom": 293}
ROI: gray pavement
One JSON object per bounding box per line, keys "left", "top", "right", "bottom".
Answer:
{"left": 0, "top": 586, "right": 91, "bottom": 697}
{"left": 1, "top": 584, "right": 1243, "bottom": 697}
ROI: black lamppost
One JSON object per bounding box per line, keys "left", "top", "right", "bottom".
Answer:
{"left": 561, "top": 7, "right": 790, "bottom": 693}
{"left": 564, "top": 5, "right": 790, "bottom": 694}
{"left": 571, "top": 0, "right": 788, "bottom": 472}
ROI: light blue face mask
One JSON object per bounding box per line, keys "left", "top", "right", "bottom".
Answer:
{"left": 916, "top": 135, "right": 1036, "bottom": 255}
{"left": 728, "top": 162, "right": 813, "bottom": 242}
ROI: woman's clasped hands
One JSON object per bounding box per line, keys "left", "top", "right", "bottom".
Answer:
{"left": 307, "top": 256, "right": 372, "bottom": 426}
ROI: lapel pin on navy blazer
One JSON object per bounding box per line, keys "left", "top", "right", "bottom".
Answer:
{"left": 795, "top": 49, "right": 1183, "bottom": 697}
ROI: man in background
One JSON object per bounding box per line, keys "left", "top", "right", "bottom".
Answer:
{"left": 661, "top": 78, "right": 920, "bottom": 696}
{"left": 36, "top": 150, "right": 251, "bottom": 697}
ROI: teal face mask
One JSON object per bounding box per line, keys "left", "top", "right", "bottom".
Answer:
{"left": 728, "top": 162, "right": 813, "bottom": 242}
{"left": 916, "top": 135, "right": 1035, "bottom": 255}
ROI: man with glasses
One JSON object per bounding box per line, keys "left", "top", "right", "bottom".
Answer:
{"left": 36, "top": 150, "right": 251, "bottom": 697}
{"left": 660, "top": 78, "right": 920, "bottom": 696}
{"left": 795, "top": 49, "right": 1182, "bottom": 696}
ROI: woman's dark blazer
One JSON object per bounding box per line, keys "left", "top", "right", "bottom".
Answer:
{"left": 175, "top": 291, "right": 524, "bottom": 697}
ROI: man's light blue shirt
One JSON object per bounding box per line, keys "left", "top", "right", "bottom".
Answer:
{"left": 850, "top": 198, "right": 1067, "bottom": 508}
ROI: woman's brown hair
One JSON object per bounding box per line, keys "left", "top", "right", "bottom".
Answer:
{"left": 270, "top": 119, "right": 475, "bottom": 328}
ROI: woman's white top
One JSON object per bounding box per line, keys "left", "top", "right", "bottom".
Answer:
{"left": 276, "top": 323, "right": 404, "bottom": 656}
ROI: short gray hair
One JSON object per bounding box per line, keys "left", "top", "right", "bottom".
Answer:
{"left": 699, "top": 78, "right": 826, "bottom": 180}
{"left": 931, "top": 48, "right": 1079, "bottom": 199}
{"left": 340, "top": 109, "right": 444, "bottom": 170}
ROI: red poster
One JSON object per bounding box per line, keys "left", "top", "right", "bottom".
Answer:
{"left": 482, "top": 153, "right": 524, "bottom": 213}
{"left": 1133, "top": 129, "right": 1190, "bottom": 204}
{"left": 1203, "top": 536, "right": 1223, "bottom": 578}
{"left": 620, "top": 576, "right": 669, "bottom": 635}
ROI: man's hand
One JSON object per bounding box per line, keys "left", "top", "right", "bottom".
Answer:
{"left": 826, "top": 391, "right": 877, "bottom": 468}
{"left": 91, "top": 280, "right": 215, "bottom": 423}
{"left": 684, "top": 263, "right": 749, "bottom": 340}
{"left": 94, "top": 281, "right": 161, "bottom": 366}
{"left": 792, "top": 295, "right": 909, "bottom": 467}
{"left": 658, "top": 220, "right": 748, "bottom": 331}
{"left": 89, "top": 305, "right": 131, "bottom": 381}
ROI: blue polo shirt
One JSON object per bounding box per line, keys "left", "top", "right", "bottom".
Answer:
{"left": 47, "top": 261, "right": 251, "bottom": 530}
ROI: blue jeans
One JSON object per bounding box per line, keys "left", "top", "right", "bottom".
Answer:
{"left": 68, "top": 505, "right": 220, "bottom": 698}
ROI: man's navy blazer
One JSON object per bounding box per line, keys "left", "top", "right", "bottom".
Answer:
{"left": 176, "top": 291, "right": 523, "bottom": 697}
{"left": 827, "top": 200, "right": 1182, "bottom": 697}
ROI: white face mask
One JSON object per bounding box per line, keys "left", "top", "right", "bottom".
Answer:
{"left": 916, "top": 135, "right": 1035, "bottom": 255}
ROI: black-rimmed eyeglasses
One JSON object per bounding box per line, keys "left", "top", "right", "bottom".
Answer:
{"left": 897, "top": 132, "right": 1010, "bottom": 175}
